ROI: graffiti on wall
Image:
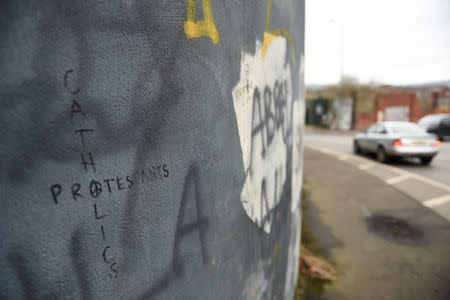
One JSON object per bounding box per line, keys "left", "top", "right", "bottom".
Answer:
{"left": 186, "top": 0, "right": 301, "bottom": 234}
{"left": 1, "top": 0, "right": 305, "bottom": 298}
{"left": 262, "top": 0, "right": 296, "bottom": 65}
{"left": 183, "top": 0, "right": 296, "bottom": 66}
{"left": 184, "top": 0, "right": 219, "bottom": 44}
{"left": 232, "top": 38, "right": 296, "bottom": 233}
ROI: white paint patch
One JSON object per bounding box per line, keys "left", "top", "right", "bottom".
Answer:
{"left": 283, "top": 207, "right": 301, "bottom": 299}
{"left": 291, "top": 54, "right": 305, "bottom": 212}
{"left": 243, "top": 261, "right": 272, "bottom": 300}
{"left": 232, "top": 38, "right": 292, "bottom": 232}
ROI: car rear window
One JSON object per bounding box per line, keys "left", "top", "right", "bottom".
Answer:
{"left": 418, "top": 114, "right": 449, "bottom": 125}
{"left": 390, "top": 124, "right": 426, "bottom": 135}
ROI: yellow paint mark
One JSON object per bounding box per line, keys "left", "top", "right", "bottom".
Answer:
{"left": 184, "top": 0, "right": 219, "bottom": 44}
{"left": 262, "top": 0, "right": 296, "bottom": 65}
{"left": 272, "top": 242, "right": 280, "bottom": 265}
{"left": 273, "top": 242, "right": 279, "bottom": 255}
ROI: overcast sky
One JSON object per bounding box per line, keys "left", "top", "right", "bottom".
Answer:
{"left": 305, "top": 0, "right": 450, "bottom": 85}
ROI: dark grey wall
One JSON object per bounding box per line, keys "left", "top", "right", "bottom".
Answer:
{"left": 0, "top": 1, "right": 305, "bottom": 299}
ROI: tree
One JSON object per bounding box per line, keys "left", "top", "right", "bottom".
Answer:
{"left": 336, "top": 76, "right": 378, "bottom": 129}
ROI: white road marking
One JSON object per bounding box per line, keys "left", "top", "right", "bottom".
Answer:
{"left": 386, "top": 174, "right": 410, "bottom": 185}
{"left": 423, "top": 194, "right": 450, "bottom": 207}
{"left": 305, "top": 145, "right": 450, "bottom": 193}
{"left": 381, "top": 164, "right": 450, "bottom": 192}
{"left": 358, "top": 162, "right": 375, "bottom": 170}
{"left": 338, "top": 154, "right": 349, "bottom": 161}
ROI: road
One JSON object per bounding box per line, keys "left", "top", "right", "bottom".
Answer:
{"left": 304, "top": 127, "right": 450, "bottom": 186}
{"left": 304, "top": 127, "right": 450, "bottom": 222}
{"left": 301, "top": 148, "right": 450, "bottom": 299}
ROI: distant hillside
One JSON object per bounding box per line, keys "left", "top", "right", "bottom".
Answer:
{"left": 307, "top": 80, "right": 450, "bottom": 90}
{"left": 403, "top": 80, "right": 450, "bottom": 88}
{"left": 306, "top": 84, "right": 330, "bottom": 90}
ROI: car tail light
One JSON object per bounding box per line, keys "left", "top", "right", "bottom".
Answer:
{"left": 433, "top": 140, "right": 441, "bottom": 147}
{"left": 393, "top": 140, "right": 403, "bottom": 147}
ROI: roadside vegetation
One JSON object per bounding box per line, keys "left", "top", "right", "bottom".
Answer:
{"left": 295, "top": 182, "right": 338, "bottom": 300}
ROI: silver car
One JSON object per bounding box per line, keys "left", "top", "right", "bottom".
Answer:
{"left": 353, "top": 122, "right": 441, "bottom": 165}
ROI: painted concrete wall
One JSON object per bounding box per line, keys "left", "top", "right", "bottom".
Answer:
{"left": 332, "top": 98, "right": 353, "bottom": 130}
{"left": 0, "top": 1, "right": 305, "bottom": 299}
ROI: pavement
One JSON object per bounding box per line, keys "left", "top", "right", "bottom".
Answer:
{"left": 302, "top": 147, "right": 450, "bottom": 299}
{"left": 304, "top": 127, "right": 450, "bottom": 222}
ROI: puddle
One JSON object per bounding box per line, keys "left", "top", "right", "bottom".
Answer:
{"left": 366, "top": 214, "right": 426, "bottom": 245}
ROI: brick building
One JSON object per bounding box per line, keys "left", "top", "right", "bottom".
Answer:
{"left": 355, "top": 87, "right": 450, "bottom": 129}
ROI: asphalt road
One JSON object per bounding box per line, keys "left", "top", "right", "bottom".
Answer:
{"left": 304, "top": 127, "right": 450, "bottom": 222}
{"left": 302, "top": 148, "right": 450, "bottom": 299}
{"left": 304, "top": 127, "right": 450, "bottom": 186}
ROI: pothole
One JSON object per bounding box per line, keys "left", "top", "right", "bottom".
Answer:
{"left": 366, "top": 214, "right": 425, "bottom": 245}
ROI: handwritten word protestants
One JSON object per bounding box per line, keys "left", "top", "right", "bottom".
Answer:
{"left": 50, "top": 164, "right": 170, "bottom": 204}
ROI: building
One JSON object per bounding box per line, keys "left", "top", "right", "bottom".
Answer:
{"left": 355, "top": 87, "right": 450, "bottom": 129}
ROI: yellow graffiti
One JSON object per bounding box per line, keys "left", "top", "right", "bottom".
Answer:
{"left": 184, "top": 0, "right": 220, "bottom": 44}
{"left": 262, "top": 0, "right": 296, "bottom": 65}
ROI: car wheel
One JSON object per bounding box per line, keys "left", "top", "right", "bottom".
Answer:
{"left": 376, "top": 147, "right": 388, "bottom": 163}
{"left": 353, "top": 141, "right": 362, "bottom": 154}
{"left": 420, "top": 156, "right": 433, "bottom": 165}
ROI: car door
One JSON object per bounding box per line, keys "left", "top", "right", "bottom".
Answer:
{"left": 357, "top": 124, "right": 375, "bottom": 150}
{"left": 365, "top": 124, "right": 381, "bottom": 153}
{"left": 375, "top": 124, "right": 390, "bottom": 149}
